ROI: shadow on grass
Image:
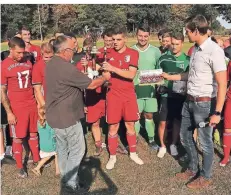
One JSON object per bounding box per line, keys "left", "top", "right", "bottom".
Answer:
{"left": 59, "top": 156, "right": 118, "bottom": 195}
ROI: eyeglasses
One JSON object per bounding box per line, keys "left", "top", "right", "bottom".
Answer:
{"left": 65, "top": 48, "right": 77, "bottom": 53}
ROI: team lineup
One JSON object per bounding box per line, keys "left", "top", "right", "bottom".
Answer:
{"left": 1, "top": 14, "right": 231, "bottom": 194}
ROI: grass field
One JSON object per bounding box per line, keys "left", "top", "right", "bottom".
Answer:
{"left": 1, "top": 130, "right": 231, "bottom": 195}
{"left": 3, "top": 38, "right": 227, "bottom": 195}
{"left": 1, "top": 38, "right": 193, "bottom": 53}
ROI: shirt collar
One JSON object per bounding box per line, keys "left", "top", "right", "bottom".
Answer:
{"left": 198, "top": 37, "right": 211, "bottom": 51}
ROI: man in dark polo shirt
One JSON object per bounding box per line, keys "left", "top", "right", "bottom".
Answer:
{"left": 45, "top": 35, "right": 110, "bottom": 194}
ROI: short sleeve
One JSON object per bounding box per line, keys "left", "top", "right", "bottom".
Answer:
{"left": 156, "top": 56, "right": 163, "bottom": 69}
{"left": 35, "top": 47, "right": 42, "bottom": 62}
{"left": 129, "top": 50, "right": 139, "bottom": 68}
{"left": 32, "top": 61, "right": 42, "bottom": 85}
{"left": 61, "top": 63, "right": 92, "bottom": 90}
{"left": 211, "top": 47, "right": 227, "bottom": 73}
{"left": 155, "top": 48, "right": 162, "bottom": 62}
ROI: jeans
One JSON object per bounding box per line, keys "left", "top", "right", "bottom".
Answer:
{"left": 180, "top": 99, "right": 215, "bottom": 179}
{"left": 54, "top": 121, "right": 86, "bottom": 189}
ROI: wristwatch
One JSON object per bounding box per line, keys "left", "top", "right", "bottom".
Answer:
{"left": 214, "top": 111, "right": 221, "bottom": 116}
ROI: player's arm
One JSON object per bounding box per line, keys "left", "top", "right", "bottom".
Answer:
{"left": 1, "top": 85, "right": 17, "bottom": 125}
{"left": 33, "top": 84, "right": 45, "bottom": 108}
{"left": 102, "top": 61, "right": 137, "bottom": 80}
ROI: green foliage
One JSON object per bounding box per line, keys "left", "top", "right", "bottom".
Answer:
{"left": 1, "top": 4, "right": 230, "bottom": 40}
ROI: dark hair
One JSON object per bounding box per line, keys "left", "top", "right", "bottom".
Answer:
{"left": 162, "top": 32, "right": 172, "bottom": 39}
{"left": 18, "top": 25, "right": 31, "bottom": 34}
{"left": 8, "top": 37, "right": 25, "bottom": 48}
{"left": 112, "top": 26, "right": 127, "bottom": 36}
{"left": 64, "top": 32, "right": 76, "bottom": 39}
{"left": 83, "top": 38, "right": 93, "bottom": 47}
{"left": 102, "top": 28, "right": 113, "bottom": 38}
{"left": 186, "top": 15, "right": 208, "bottom": 35}
{"left": 208, "top": 26, "right": 213, "bottom": 31}
{"left": 158, "top": 28, "right": 169, "bottom": 38}
{"left": 210, "top": 36, "right": 217, "bottom": 43}
{"left": 137, "top": 24, "right": 150, "bottom": 34}
{"left": 172, "top": 32, "right": 184, "bottom": 42}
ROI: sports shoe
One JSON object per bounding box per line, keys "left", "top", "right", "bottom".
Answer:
{"left": 186, "top": 176, "right": 212, "bottom": 189}
{"left": 130, "top": 152, "right": 144, "bottom": 165}
{"left": 149, "top": 141, "right": 159, "bottom": 150}
{"left": 170, "top": 144, "right": 178, "bottom": 156}
{"left": 94, "top": 146, "right": 103, "bottom": 156}
{"left": 1, "top": 156, "right": 16, "bottom": 165}
{"left": 106, "top": 155, "right": 117, "bottom": 170}
{"left": 62, "top": 183, "right": 89, "bottom": 195}
{"left": 175, "top": 169, "right": 196, "bottom": 181}
{"left": 18, "top": 168, "right": 28, "bottom": 178}
{"left": 157, "top": 147, "right": 167, "bottom": 158}
{"left": 219, "top": 158, "right": 230, "bottom": 167}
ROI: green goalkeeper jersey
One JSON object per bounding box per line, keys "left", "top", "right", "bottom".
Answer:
{"left": 157, "top": 51, "right": 190, "bottom": 98}
{"left": 132, "top": 44, "right": 161, "bottom": 99}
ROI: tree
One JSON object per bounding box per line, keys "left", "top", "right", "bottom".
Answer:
{"left": 1, "top": 4, "right": 36, "bottom": 40}
{"left": 214, "top": 4, "right": 231, "bottom": 23}
{"left": 188, "top": 5, "right": 219, "bottom": 25}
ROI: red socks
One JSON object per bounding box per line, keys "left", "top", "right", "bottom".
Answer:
{"left": 126, "top": 133, "right": 136, "bottom": 153}
{"left": 108, "top": 134, "right": 118, "bottom": 155}
{"left": 28, "top": 136, "right": 40, "bottom": 163}
{"left": 12, "top": 141, "right": 23, "bottom": 169}
{"left": 222, "top": 133, "right": 231, "bottom": 162}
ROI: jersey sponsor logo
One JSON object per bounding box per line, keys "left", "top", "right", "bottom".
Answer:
{"left": 7, "top": 63, "right": 30, "bottom": 71}
{"left": 109, "top": 57, "right": 114, "bottom": 61}
{"left": 124, "top": 55, "right": 130, "bottom": 62}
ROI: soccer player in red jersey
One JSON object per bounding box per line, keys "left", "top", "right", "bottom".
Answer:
{"left": 1, "top": 37, "right": 40, "bottom": 178}
{"left": 76, "top": 38, "right": 107, "bottom": 156}
{"left": 220, "top": 60, "right": 231, "bottom": 167}
{"left": 19, "top": 26, "right": 41, "bottom": 63}
{"left": 32, "top": 42, "right": 54, "bottom": 108}
{"left": 102, "top": 26, "right": 144, "bottom": 170}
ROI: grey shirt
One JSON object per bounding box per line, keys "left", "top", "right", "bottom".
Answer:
{"left": 187, "top": 38, "right": 227, "bottom": 97}
{"left": 45, "top": 56, "right": 91, "bottom": 129}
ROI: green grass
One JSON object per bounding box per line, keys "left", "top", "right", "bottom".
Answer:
{"left": 1, "top": 39, "right": 193, "bottom": 53}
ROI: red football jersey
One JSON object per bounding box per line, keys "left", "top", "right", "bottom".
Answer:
{"left": 97, "top": 47, "right": 113, "bottom": 65}
{"left": 227, "top": 61, "right": 231, "bottom": 100}
{"left": 28, "top": 44, "right": 42, "bottom": 62}
{"left": 107, "top": 47, "right": 139, "bottom": 92}
{"left": 1, "top": 57, "right": 36, "bottom": 108}
{"left": 32, "top": 59, "right": 46, "bottom": 96}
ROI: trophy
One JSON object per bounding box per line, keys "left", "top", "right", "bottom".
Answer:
{"left": 83, "top": 26, "right": 104, "bottom": 70}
